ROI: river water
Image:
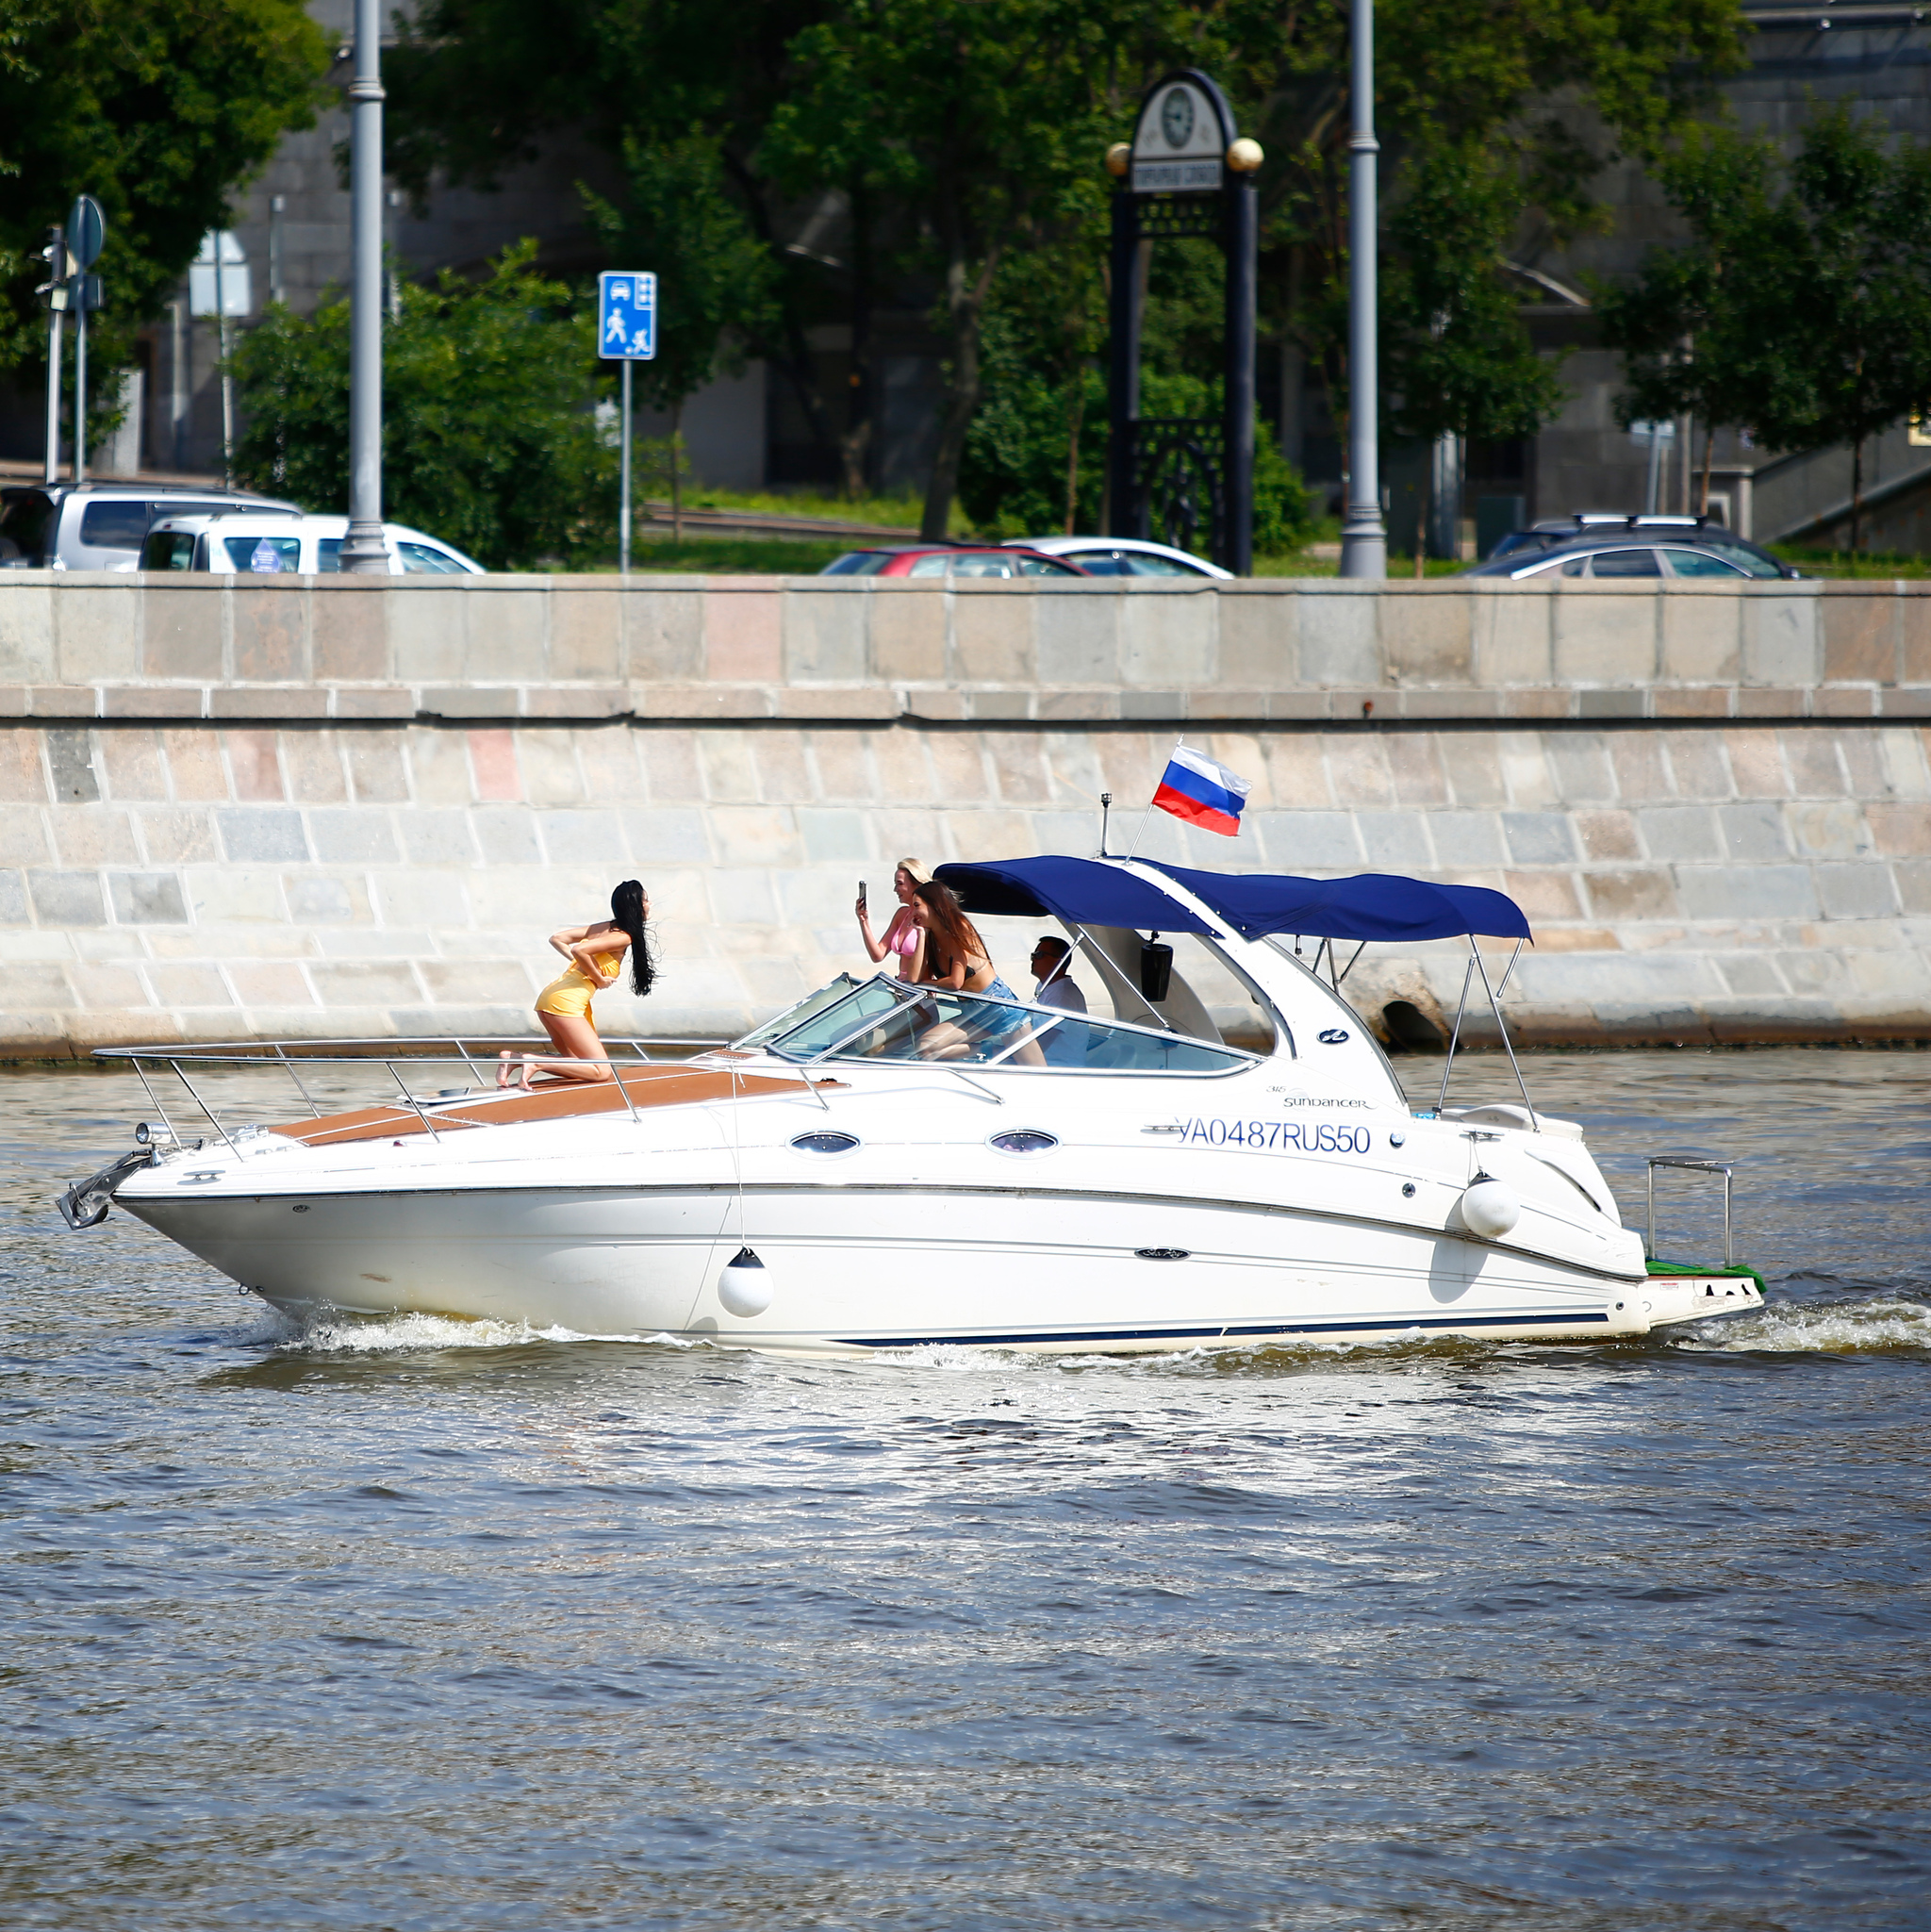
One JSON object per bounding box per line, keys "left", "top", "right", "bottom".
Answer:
{"left": 3, "top": 1049, "right": 1927, "bottom": 1930}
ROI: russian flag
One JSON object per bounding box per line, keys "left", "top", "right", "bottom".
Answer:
{"left": 1152, "top": 745, "right": 1251, "bottom": 836}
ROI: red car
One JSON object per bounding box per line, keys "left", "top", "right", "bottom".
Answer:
{"left": 819, "top": 543, "right": 1094, "bottom": 577}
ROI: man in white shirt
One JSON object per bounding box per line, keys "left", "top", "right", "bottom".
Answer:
{"left": 1030, "top": 936, "right": 1087, "bottom": 1013}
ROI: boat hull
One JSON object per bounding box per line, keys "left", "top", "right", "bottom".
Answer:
{"left": 124, "top": 1180, "right": 1654, "bottom": 1354}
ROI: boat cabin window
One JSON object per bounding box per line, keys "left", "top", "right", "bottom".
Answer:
{"left": 748, "top": 976, "right": 1254, "bottom": 1075}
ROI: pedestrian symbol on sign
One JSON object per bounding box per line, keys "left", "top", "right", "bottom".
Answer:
{"left": 597, "top": 271, "right": 655, "bottom": 362}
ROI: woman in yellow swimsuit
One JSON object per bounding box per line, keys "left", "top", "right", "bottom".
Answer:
{"left": 498, "top": 879, "right": 656, "bottom": 1088}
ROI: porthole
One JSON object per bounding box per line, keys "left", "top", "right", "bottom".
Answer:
{"left": 789, "top": 1131, "right": 860, "bottom": 1156}
{"left": 989, "top": 1130, "right": 1058, "bottom": 1156}
{"left": 1401, "top": 1182, "right": 1417, "bottom": 1198}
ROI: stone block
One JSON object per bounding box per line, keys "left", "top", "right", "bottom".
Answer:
{"left": 1383, "top": 735, "right": 1448, "bottom": 805}
{"left": 1639, "top": 805, "right": 1722, "bottom": 861}
{"left": 1654, "top": 687, "right": 1732, "bottom": 717}
{"left": 0, "top": 586, "right": 54, "bottom": 683}
{"left": 1717, "top": 800, "right": 1791, "bottom": 861}
{"left": 1356, "top": 811, "right": 1432, "bottom": 870}
{"left": 1325, "top": 735, "right": 1394, "bottom": 807}
{"left": 1575, "top": 808, "right": 1641, "bottom": 861}
{"left": 1741, "top": 590, "right": 1821, "bottom": 685}
{"left": 1555, "top": 590, "right": 1656, "bottom": 685}
{"left": 1679, "top": 863, "right": 1819, "bottom": 918}
{"left": 280, "top": 735, "right": 348, "bottom": 803}
{"left": 1296, "top": 591, "right": 1380, "bottom": 687}
{"left": 1502, "top": 811, "right": 1577, "bottom": 865}
{"left": 282, "top": 876, "right": 361, "bottom": 924}
{"left": 1382, "top": 590, "right": 1472, "bottom": 683}
{"left": 392, "top": 807, "right": 478, "bottom": 866}
{"left": 1866, "top": 802, "right": 1931, "bottom": 856}
{"left": 0, "top": 812, "right": 49, "bottom": 867}
{"left": 926, "top": 734, "right": 994, "bottom": 802}
{"left": 332, "top": 687, "right": 416, "bottom": 718}
{"left": 1437, "top": 735, "right": 1506, "bottom": 806}
{"left": 1892, "top": 859, "right": 1931, "bottom": 913}
{"left": 136, "top": 807, "right": 218, "bottom": 865}
{"left": 1576, "top": 689, "right": 1645, "bottom": 718}
{"left": 1217, "top": 592, "right": 1293, "bottom": 689}
{"left": 1252, "top": 810, "right": 1360, "bottom": 870}
{"left": 950, "top": 587, "right": 1032, "bottom": 684}
{"left": 522, "top": 685, "right": 627, "bottom": 719}
{"left": 142, "top": 586, "right": 223, "bottom": 681}
{"left": 224, "top": 729, "right": 285, "bottom": 801}
{"left": 1822, "top": 588, "right": 1896, "bottom": 684}
{"left": 1789, "top": 801, "right": 1868, "bottom": 861}
{"left": 709, "top": 869, "right": 781, "bottom": 927}
{"left": 783, "top": 588, "right": 868, "bottom": 683}
{"left": 420, "top": 685, "right": 518, "bottom": 718}
{"left": 107, "top": 871, "right": 189, "bottom": 924}
{"left": 417, "top": 960, "right": 532, "bottom": 1006}
{"left": 1815, "top": 861, "right": 1898, "bottom": 919}
{"left": 390, "top": 587, "right": 468, "bottom": 684}
{"left": 1717, "top": 954, "right": 1789, "bottom": 998}
{"left": 91, "top": 730, "right": 162, "bottom": 804}
{"left": 1662, "top": 730, "right": 1731, "bottom": 799}
{"left": 1501, "top": 869, "right": 1582, "bottom": 920}
{"left": 625, "top": 588, "right": 705, "bottom": 683}
{"left": 1544, "top": 734, "right": 1615, "bottom": 803}
{"left": 1659, "top": 593, "right": 1741, "bottom": 684}
{"left": 147, "top": 964, "right": 235, "bottom": 1007}
{"left": 308, "top": 961, "right": 423, "bottom": 1008}
{"left": 217, "top": 807, "right": 309, "bottom": 863}
{"left": 1723, "top": 728, "right": 1789, "bottom": 799}
{"left": 370, "top": 871, "right": 470, "bottom": 928}
{"left": 986, "top": 732, "right": 1051, "bottom": 804}
{"left": 312, "top": 586, "right": 388, "bottom": 683}
{"left": 537, "top": 809, "right": 626, "bottom": 864}
{"left": 226, "top": 963, "right": 317, "bottom": 1006}
{"left": 1582, "top": 868, "right": 1681, "bottom": 919}
{"left": 621, "top": 806, "right": 710, "bottom": 864}
{"left": 307, "top": 810, "right": 400, "bottom": 864}
{"left": 467, "top": 727, "right": 520, "bottom": 802}
{"left": 866, "top": 588, "right": 946, "bottom": 684}
{"left": 45, "top": 728, "right": 99, "bottom": 803}
{"left": 471, "top": 808, "right": 543, "bottom": 865}
{"left": 1496, "top": 733, "right": 1558, "bottom": 807}
{"left": 52, "top": 806, "right": 139, "bottom": 865}
{"left": 1472, "top": 589, "right": 1551, "bottom": 685}
{"left": 705, "top": 588, "right": 783, "bottom": 682}
{"left": 473, "top": 588, "right": 552, "bottom": 682}
{"left": 1033, "top": 594, "right": 1121, "bottom": 685}
{"left": 29, "top": 869, "right": 106, "bottom": 926}
{"left": 54, "top": 586, "right": 139, "bottom": 682}
{"left": 230, "top": 587, "right": 310, "bottom": 682}
{"left": 710, "top": 805, "right": 799, "bottom": 867}
{"left": 1428, "top": 812, "right": 1506, "bottom": 867}
{"left": 549, "top": 589, "right": 620, "bottom": 682}
{"left": 1739, "top": 687, "right": 1809, "bottom": 718}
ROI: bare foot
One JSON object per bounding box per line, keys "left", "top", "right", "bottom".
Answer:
{"left": 518, "top": 1056, "right": 536, "bottom": 1092}
{"left": 497, "top": 1050, "right": 517, "bottom": 1089}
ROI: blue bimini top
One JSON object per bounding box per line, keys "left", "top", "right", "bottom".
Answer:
{"left": 934, "top": 856, "right": 1530, "bottom": 945}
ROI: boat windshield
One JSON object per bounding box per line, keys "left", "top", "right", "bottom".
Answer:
{"left": 750, "top": 975, "right": 1254, "bottom": 1074}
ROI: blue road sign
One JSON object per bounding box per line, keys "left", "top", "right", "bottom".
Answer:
{"left": 598, "top": 271, "right": 656, "bottom": 361}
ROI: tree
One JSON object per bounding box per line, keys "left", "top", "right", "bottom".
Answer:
{"left": 1380, "top": 142, "right": 1569, "bottom": 562}
{"left": 229, "top": 242, "right": 616, "bottom": 570}
{"left": 1605, "top": 108, "right": 1931, "bottom": 550}
{"left": 1600, "top": 126, "right": 1796, "bottom": 515}
{"left": 0, "top": 0, "right": 325, "bottom": 397}
{"left": 765, "top": 0, "right": 1141, "bottom": 538}
{"left": 582, "top": 134, "right": 778, "bottom": 538}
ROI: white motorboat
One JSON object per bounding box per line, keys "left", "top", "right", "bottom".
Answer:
{"left": 58, "top": 855, "right": 1764, "bottom": 1354}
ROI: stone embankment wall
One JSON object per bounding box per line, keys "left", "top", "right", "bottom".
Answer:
{"left": 4, "top": 571, "right": 1931, "bottom": 1058}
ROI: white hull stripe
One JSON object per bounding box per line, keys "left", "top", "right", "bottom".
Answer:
{"left": 839, "top": 1311, "right": 1613, "bottom": 1347}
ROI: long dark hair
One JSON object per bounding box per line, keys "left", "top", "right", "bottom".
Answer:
{"left": 913, "top": 881, "right": 987, "bottom": 982}
{"left": 611, "top": 879, "right": 655, "bottom": 997}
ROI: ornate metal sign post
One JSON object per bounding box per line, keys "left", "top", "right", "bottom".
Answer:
{"left": 1106, "top": 71, "right": 1262, "bottom": 574}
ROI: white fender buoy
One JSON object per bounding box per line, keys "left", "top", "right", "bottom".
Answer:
{"left": 1461, "top": 1177, "right": 1522, "bottom": 1240}
{"left": 718, "top": 1246, "right": 772, "bottom": 1318}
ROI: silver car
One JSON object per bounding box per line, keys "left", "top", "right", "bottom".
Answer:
{"left": 1001, "top": 534, "right": 1231, "bottom": 578}
{"left": 0, "top": 481, "right": 299, "bottom": 572}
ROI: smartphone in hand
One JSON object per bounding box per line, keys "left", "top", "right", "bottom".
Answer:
{"left": 857, "top": 879, "right": 867, "bottom": 912}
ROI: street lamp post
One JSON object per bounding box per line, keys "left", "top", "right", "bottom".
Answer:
{"left": 340, "top": 0, "right": 388, "bottom": 573}
{"left": 1338, "top": 0, "right": 1387, "bottom": 579}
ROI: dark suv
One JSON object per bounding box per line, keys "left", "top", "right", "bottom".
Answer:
{"left": 1481, "top": 514, "right": 1799, "bottom": 579}
{"left": 0, "top": 481, "right": 298, "bottom": 571}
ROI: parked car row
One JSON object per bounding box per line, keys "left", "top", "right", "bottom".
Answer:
{"left": 0, "top": 481, "right": 482, "bottom": 576}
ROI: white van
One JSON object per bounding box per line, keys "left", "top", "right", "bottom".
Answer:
{"left": 139, "top": 511, "right": 484, "bottom": 576}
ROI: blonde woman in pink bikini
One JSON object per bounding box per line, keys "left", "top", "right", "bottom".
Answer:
{"left": 856, "top": 857, "right": 931, "bottom": 983}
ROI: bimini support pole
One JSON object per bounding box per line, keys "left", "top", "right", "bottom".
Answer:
{"left": 1435, "top": 952, "right": 1477, "bottom": 1117}
{"left": 1470, "top": 941, "right": 1539, "bottom": 1131}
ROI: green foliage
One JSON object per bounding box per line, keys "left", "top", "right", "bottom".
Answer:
{"left": 1380, "top": 144, "right": 1568, "bottom": 448}
{"left": 582, "top": 134, "right": 778, "bottom": 415}
{"left": 1604, "top": 108, "right": 1931, "bottom": 546}
{"left": 229, "top": 242, "right": 616, "bottom": 570}
{"left": 0, "top": 0, "right": 325, "bottom": 389}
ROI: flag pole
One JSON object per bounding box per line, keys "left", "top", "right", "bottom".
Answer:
{"left": 1123, "top": 736, "right": 1184, "bottom": 862}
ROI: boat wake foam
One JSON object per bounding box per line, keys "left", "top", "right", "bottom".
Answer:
{"left": 1676, "top": 1293, "right": 1931, "bottom": 1355}
{"left": 280, "top": 1311, "right": 697, "bottom": 1355}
